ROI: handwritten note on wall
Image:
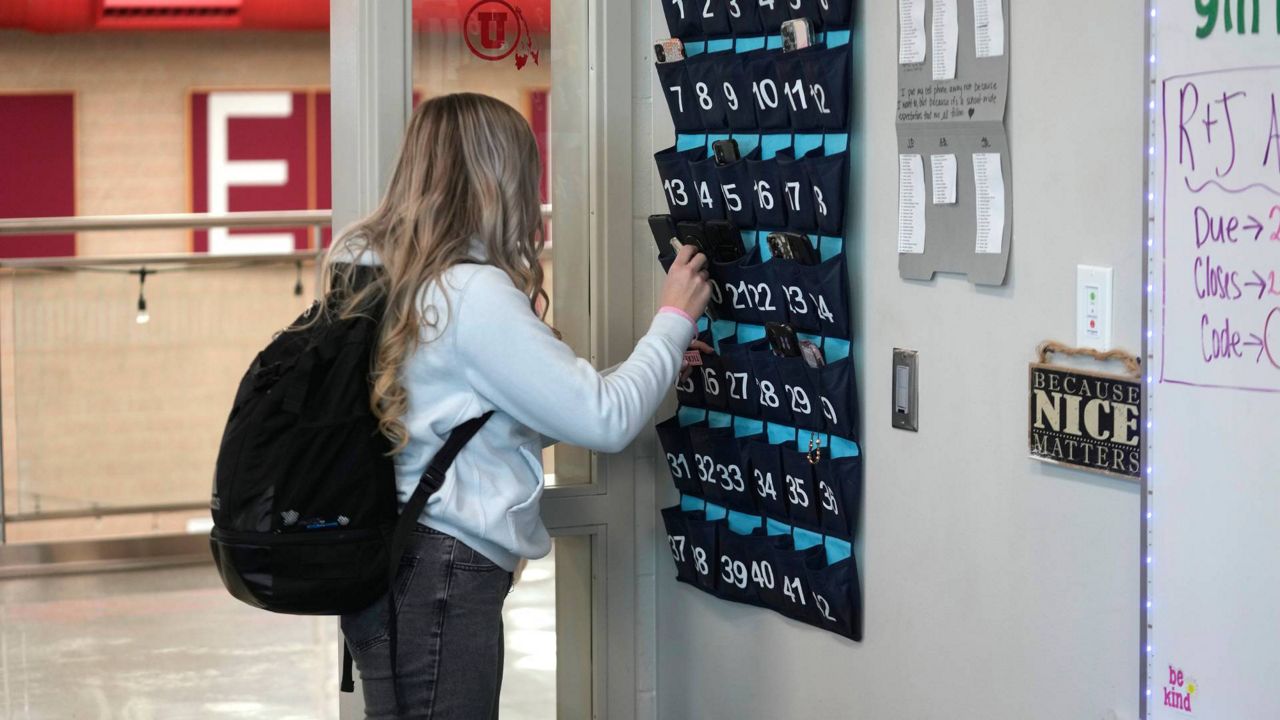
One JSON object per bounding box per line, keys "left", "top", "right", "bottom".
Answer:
{"left": 1160, "top": 66, "right": 1280, "bottom": 392}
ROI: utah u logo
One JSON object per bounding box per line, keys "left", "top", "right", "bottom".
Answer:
{"left": 476, "top": 11, "right": 507, "bottom": 50}
{"left": 464, "top": 0, "right": 540, "bottom": 69}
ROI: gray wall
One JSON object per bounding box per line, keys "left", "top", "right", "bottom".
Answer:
{"left": 648, "top": 1, "right": 1146, "bottom": 718}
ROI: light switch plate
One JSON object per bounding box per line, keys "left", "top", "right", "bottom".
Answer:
{"left": 1077, "top": 265, "right": 1113, "bottom": 351}
{"left": 892, "top": 348, "right": 918, "bottom": 431}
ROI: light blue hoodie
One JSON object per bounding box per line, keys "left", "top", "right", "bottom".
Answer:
{"left": 337, "top": 242, "right": 695, "bottom": 571}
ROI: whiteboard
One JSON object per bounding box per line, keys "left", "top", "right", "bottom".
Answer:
{"left": 1147, "top": 1, "right": 1280, "bottom": 717}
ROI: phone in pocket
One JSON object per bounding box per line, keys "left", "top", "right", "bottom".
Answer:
{"left": 781, "top": 19, "right": 814, "bottom": 52}
{"left": 712, "top": 139, "right": 741, "bottom": 166}
{"left": 765, "top": 322, "right": 802, "bottom": 358}
{"left": 766, "top": 232, "right": 820, "bottom": 265}
{"left": 703, "top": 220, "right": 746, "bottom": 263}
{"left": 654, "top": 38, "right": 686, "bottom": 64}
{"left": 799, "top": 340, "right": 826, "bottom": 369}
{"left": 648, "top": 214, "right": 680, "bottom": 257}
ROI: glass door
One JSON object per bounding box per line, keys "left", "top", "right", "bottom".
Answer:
{"left": 338, "top": 1, "right": 639, "bottom": 717}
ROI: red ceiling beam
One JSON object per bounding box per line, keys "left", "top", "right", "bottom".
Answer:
{"left": 0, "top": 0, "right": 550, "bottom": 33}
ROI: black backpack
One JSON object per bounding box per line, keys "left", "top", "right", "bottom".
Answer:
{"left": 209, "top": 264, "right": 490, "bottom": 693}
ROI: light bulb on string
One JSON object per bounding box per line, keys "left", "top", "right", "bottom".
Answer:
{"left": 135, "top": 267, "right": 151, "bottom": 325}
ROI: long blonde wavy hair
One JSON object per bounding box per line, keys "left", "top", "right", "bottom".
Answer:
{"left": 318, "top": 93, "right": 548, "bottom": 453}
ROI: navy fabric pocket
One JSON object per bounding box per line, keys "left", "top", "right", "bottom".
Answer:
{"left": 820, "top": 0, "right": 854, "bottom": 29}
{"left": 660, "top": 0, "right": 703, "bottom": 39}
{"left": 688, "top": 426, "right": 755, "bottom": 514}
{"left": 780, "top": 445, "right": 822, "bottom": 530}
{"left": 675, "top": 358, "right": 706, "bottom": 409}
{"left": 767, "top": 542, "right": 826, "bottom": 622}
{"left": 697, "top": 351, "right": 731, "bottom": 412}
{"left": 727, "top": 0, "right": 765, "bottom": 35}
{"left": 787, "top": 0, "right": 825, "bottom": 28}
{"left": 698, "top": 0, "right": 734, "bottom": 37}
{"left": 656, "top": 416, "right": 702, "bottom": 497}
{"left": 775, "top": 148, "right": 820, "bottom": 233}
{"left": 684, "top": 53, "right": 730, "bottom": 132}
{"left": 818, "top": 356, "right": 857, "bottom": 439}
{"left": 745, "top": 340, "right": 792, "bottom": 426}
{"left": 715, "top": 151, "right": 757, "bottom": 228}
{"left": 716, "top": 521, "right": 766, "bottom": 604}
{"left": 716, "top": 52, "right": 758, "bottom": 131}
{"left": 746, "top": 153, "right": 788, "bottom": 229}
{"left": 716, "top": 340, "right": 758, "bottom": 418}
{"left": 777, "top": 253, "right": 850, "bottom": 338}
{"left": 684, "top": 511, "right": 721, "bottom": 594}
{"left": 688, "top": 155, "right": 728, "bottom": 221}
{"left": 661, "top": 506, "right": 698, "bottom": 584}
{"left": 655, "top": 145, "right": 706, "bottom": 222}
{"left": 815, "top": 454, "right": 862, "bottom": 539}
{"left": 808, "top": 151, "right": 848, "bottom": 236}
{"left": 772, "top": 47, "right": 823, "bottom": 131}
{"left": 805, "top": 552, "right": 860, "bottom": 639}
{"left": 742, "top": 50, "right": 790, "bottom": 131}
{"left": 743, "top": 532, "right": 790, "bottom": 609}
{"left": 755, "top": 0, "right": 793, "bottom": 34}
{"left": 803, "top": 43, "right": 851, "bottom": 131}
{"left": 744, "top": 439, "right": 789, "bottom": 520}
{"left": 775, "top": 354, "right": 825, "bottom": 431}
{"left": 655, "top": 61, "right": 704, "bottom": 134}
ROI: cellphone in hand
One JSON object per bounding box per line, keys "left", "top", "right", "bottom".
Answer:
{"left": 673, "top": 221, "right": 720, "bottom": 320}
{"left": 766, "top": 232, "right": 820, "bottom": 264}
{"left": 703, "top": 221, "right": 746, "bottom": 263}
{"left": 648, "top": 214, "right": 679, "bottom": 257}
{"left": 712, "top": 139, "right": 740, "bottom": 166}
{"left": 781, "top": 19, "right": 814, "bottom": 52}
{"left": 675, "top": 221, "right": 711, "bottom": 257}
{"left": 654, "top": 38, "right": 686, "bottom": 64}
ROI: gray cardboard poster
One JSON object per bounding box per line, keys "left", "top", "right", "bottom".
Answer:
{"left": 896, "top": 0, "right": 1012, "bottom": 286}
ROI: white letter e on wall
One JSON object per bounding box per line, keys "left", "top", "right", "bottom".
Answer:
{"left": 207, "top": 91, "right": 293, "bottom": 254}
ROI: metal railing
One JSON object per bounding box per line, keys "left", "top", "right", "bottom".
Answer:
{"left": 0, "top": 204, "right": 552, "bottom": 268}
{"left": 0, "top": 206, "right": 553, "bottom": 545}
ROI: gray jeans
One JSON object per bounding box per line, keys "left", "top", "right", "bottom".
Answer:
{"left": 341, "top": 526, "right": 514, "bottom": 719}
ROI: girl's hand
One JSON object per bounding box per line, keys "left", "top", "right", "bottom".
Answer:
{"left": 659, "top": 244, "right": 711, "bottom": 319}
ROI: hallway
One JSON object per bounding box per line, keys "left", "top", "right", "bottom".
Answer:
{"left": 0, "top": 558, "right": 556, "bottom": 719}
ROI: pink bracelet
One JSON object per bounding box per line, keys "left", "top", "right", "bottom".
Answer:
{"left": 658, "top": 306, "right": 697, "bottom": 327}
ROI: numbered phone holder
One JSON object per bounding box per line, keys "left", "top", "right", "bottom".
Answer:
{"left": 652, "top": 2, "right": 861, "bottom": 641}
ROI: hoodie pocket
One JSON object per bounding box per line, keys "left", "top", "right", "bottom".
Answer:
{"left": 507, "top": 446, "right": 549, "bottom": 548}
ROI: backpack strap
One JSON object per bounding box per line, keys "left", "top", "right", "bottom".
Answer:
{"left": 381, "top": 410, "right": 495, "bottom": 711}
{"left": 387, "top": 410, "right": 495, "bottom": 575}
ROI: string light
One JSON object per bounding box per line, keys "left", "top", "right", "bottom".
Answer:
{"left": 135, "top": 267, "right": 151, "bottom": 325}
{"left": 1144, "top": 5, "right": 1159, "bottom": 715}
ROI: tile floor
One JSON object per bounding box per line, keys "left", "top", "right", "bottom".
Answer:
{"left": 0, "top": 556, "right": 556, "bottom": 719}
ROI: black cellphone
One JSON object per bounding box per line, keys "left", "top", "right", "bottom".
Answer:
{"left": 765, "top": 322, "right": 802, "bottom": 358}
{"left": 675, "top": 221, "right": 710, "bottom": 256}
{"left": 712, "top": 139, "right": 740, "bottom": 166}
{"left": 648, "top": 214, "right": 680, "bottom": 257}
{"left": 703, "top": 220, "right": 745, "bottom": 263}
{"left": 766, "top": 232, "right": 819, "bottom": 265}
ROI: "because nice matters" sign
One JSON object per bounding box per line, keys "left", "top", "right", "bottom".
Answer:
{"left": 1028, "top": 364, "right": 1142, "bottom": 480}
